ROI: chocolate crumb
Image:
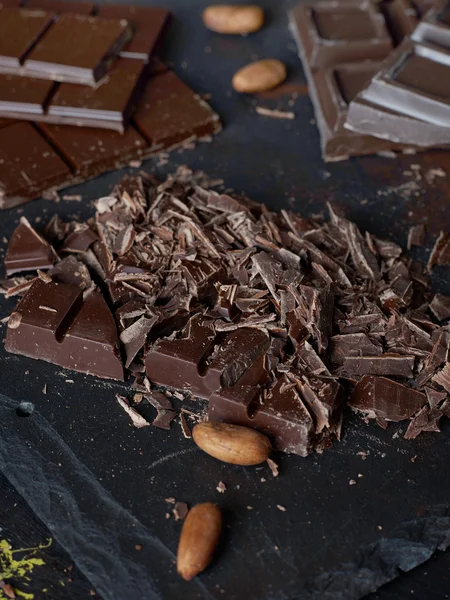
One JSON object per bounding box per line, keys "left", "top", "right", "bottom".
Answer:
{"left": 216, "top": 481, "right": 226, "bottom": 493}
{"left": 267, "top": 458, "right": 279, "bottom": 477}
{"left": 173, "top": 501, "right": 189, "bottom": 520}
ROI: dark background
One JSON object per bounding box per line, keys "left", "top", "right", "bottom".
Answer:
{"left": 1, "top": 0, "right": 450, "bottom": 598}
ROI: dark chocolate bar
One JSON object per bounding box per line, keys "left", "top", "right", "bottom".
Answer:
{"left": 0, "top": 70, "right": 221, "bottom": 208}
{"left": 97, "top": 4, "right": 170, "bottom": 62}
{"left": 289, "top": 0, "right": 430, "bottom": 160}
{"left": 0, "top": 9, "right": 132, "bottom": 86}
{"left": 346, "top": 0, "right": 450, "bottom": 146}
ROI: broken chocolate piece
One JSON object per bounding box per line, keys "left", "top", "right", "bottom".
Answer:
{"left": 407, "top": 223, "right": 426, "bottom": 250}
{"left": 120, "top": 314, "right": 158, "bottom": 368}
{"left": 428, "top": 231, "right": 450, "bottom": 271}
{"left": 343, "top": 354, "right": 415, "bottom": 377}
{"left": 22, "top": 13, "right": 133, "bottom": 86}
{"left": 5, "top": 279, "right": 123, "bottom": 380}
{"left": 5, "top": 216, "right": 57, "bottom": 274}
{"left": 329, "top": 333, "right": 382, "bottom": 366}
{"left": 349, "top": 375, "right": 426, "bottom": 427}
{"left": 429, "top": 294, "right": 450, "bottom": 321}
{"left": 116, "top": 394, "right": 149, "bottom": 429}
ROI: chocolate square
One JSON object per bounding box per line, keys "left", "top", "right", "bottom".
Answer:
{"left": 134, "top": 71, "right": 221, "bottom": 151}
{"left": 290, "top": 0, "right": 392, "bottom": 69}
{"left": 0, "top": 121, "right": 70, "bottom": 206}
{"left": 0, "top": 73, "right": 53, "bottom": 115}
{"left": 38, "top": 122, "right": 146, "bottom": 175}
{"left": 412, "top": 0, "right": 450, "bottom": 50}
{"left": 98, "top": 4, "right": 170, "bottom": 61}
{"left": 0, "top": 7, "right": 54, "bottom": 69}
{"left": 23, "top": 13, "right": 132, "bottom": 85}
{"left": 360, "top": 40, "right": 450, "bottom": 127}
{"left": 47, "top": 58, "right": 148, "bottom": 132}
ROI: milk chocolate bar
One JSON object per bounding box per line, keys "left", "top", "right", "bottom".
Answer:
{"left": 0, "top": 58, "right": 148, "bottom": 132}
{"left": 0, "top": 70, "right": 221, "bottom": 208}
{"left": 0, "top": 9, "right": 132, "bottom": 85}
{"left": 289, "top": 0, "right": 426, "bottom": 160}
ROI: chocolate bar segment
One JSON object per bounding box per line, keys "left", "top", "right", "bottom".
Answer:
{"left": 38, "top": 121, "right": 147, "bottom": 175}
{"left": 5, "top": 279, "right": 124, "bottom": 380}
{"left": 411, "top": 0, "right": 450, "bottom": 49}
{"left": 0, "top": 73, "right": 54, "bottom": 115}
{"left": 46, "top": 58, "right": 148, "bottom": 132}
{"left": 292, "top": 0, "right": 392, "bottom": 69}
{"left": 0, "top": 7, "right": 55, "bottom": 69}
{"left": 5, "top": 216, "right": 57, "bottom": 275}
{"left": 98, "top": 4, "right": 170, "bottom": 61}
{"left": 349, "top": 375, "right": 427, "bottom": 427}
{"left": 289, "top": 0, "right": 415, "bottom": 160}
{"left": 22, "top": 13, "right": 132, "bottom": 85}
{"left": 358, "top": 39, "right": 450, "bottom": 128}
{"left": 0, "top": 121, "right": 70, "bottom": 208}
{"left": 134, "top": 70, "right": 221, "bottom": 150}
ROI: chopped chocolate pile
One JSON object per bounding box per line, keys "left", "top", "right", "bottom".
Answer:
{"left": 2, "top": 168, "right": 450, "bottom": 455}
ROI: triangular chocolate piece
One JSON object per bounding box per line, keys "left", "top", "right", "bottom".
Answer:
{"left": 5, "top": 217, "right": 57, "bottom": 275}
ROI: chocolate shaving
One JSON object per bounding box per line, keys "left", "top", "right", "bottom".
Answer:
{"left": 116, "top": 395, "right": 150, "bottom": 429}
{"left": 428, "top": 231, "right": 450, "bottom": 271}
{"left": 407, "top": 224, "right": 426, "bottom": 250}
{"left": 173, "top": 501, "right": 189, "bottom": 520}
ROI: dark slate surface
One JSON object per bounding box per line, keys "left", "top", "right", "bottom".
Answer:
{"left": 1, "top": 0, "right": 450, "bottom": 598}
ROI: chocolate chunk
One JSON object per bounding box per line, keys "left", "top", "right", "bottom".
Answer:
{"left": 22, "top": 13, "right": 132, "bottom": 86}
{"left": 404, "top": 404, "right": 444, "bottom": 439}
{"left": 5, "top": 279, "right": 123, "bottom": 380}
{"left": 152, "top": 408, "right": 176, "bottom": 430}
{"left": 429, "top": 294, "right": 450, "bottom": 321}
{"left": 5, "top": 216, "right": 57, "bottom": 274}
{"left": 432, "top": 363, "right": 450, "bottom": 392}
{"left": 428, "top": 232, "right": 450, "bottom": 271}
{"left": 343, "top": 354, "right": 415, "bottom": 377}
{"left": 61, "top": 224, "right": 98, "bottom": 253}
{"left": 407, "top": 224, "right": 426, "bottom": 250}
{"left": 349, "top": 375, "right": 427, "bottom": 427}
{"left": 146, "top": 315, "right": 217, "bottom": 397}
{"left": 49, "top": 255, "right": 91, "bottom": 288}
{"left": 329, "top": 333, "right": 382, "bottom": 366}
{"left": 120, "top": 314, "right": 158, "bottom": 368}
{"left": 134, "top": 70, "right": 221, "bottom": 151}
